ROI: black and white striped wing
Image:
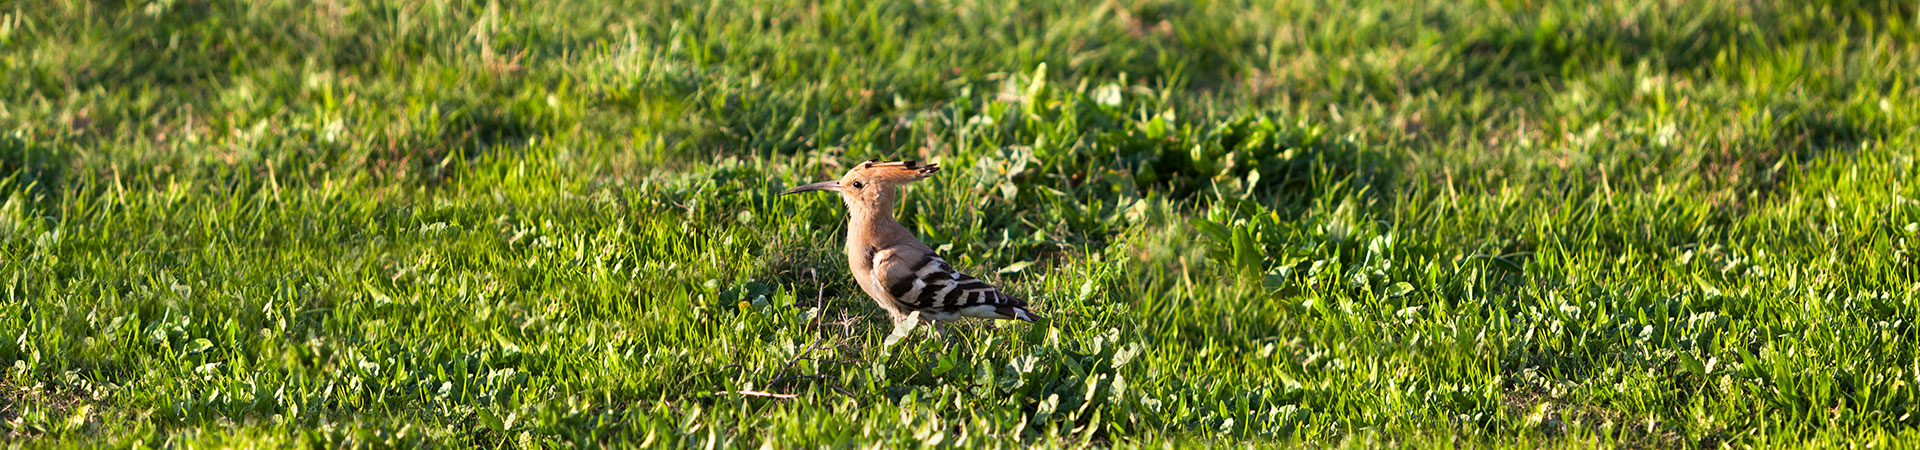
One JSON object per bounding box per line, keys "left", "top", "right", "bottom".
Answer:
{"left": 871, "top": 250, "right": 1040, "bottom": 322}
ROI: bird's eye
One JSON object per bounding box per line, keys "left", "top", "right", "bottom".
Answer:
{"left": 850, "top": 181, "right": 865, "bottom": 189}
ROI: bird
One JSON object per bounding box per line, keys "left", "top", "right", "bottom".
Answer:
{"left": 782, "top": 160, "right": 1043, "bottom": 336}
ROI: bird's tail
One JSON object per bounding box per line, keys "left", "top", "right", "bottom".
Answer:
{"left": 996, "top": 305, "right": 1043, "bottom": 323}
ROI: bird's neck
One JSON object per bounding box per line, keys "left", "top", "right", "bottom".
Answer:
{"left": 846, "top": 200, "right": 911, "bottom": 250}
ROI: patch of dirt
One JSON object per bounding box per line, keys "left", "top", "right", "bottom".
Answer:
{"left": 1502, "top": 373, "right": 1688, "bottom": 449}
{"left": 0, "top": 377, "right": 100, "bottom": 440}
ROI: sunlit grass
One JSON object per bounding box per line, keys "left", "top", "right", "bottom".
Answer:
{"left": 1, "top": 0, "right": 1917, "bottom": 447}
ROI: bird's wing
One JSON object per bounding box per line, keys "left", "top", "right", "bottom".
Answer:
{"left": 871, "top": 249, "right": 1039, "bottom": 322}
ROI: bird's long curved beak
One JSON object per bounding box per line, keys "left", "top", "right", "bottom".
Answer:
{"left": 781, "top": 180, "right": 843, "bottom": 195}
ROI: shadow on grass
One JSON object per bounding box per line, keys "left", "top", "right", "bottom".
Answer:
{"left": 0, "top": 134, "right": 69, "bottom": 199}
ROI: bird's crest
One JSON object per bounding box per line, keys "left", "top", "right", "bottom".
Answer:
{"left": 849, "top": 160, "right": 939, "bottom": 185}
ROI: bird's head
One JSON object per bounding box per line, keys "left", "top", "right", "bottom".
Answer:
{"left": 782, "top": 160, "right": 940, "bottom": 209}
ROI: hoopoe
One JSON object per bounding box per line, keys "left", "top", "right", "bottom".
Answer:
{"left": 783, "top": 160, "right": 1043, "bottom": 335}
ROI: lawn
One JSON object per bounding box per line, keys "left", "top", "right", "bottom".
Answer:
{"left": 2, "top": 0, "right": 1918, "bottom": 447}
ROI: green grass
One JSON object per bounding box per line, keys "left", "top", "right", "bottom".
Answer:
{"left": 3, "top": 0, "right": 1919, "bottom": 447}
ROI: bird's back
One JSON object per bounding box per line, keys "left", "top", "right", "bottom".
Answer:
{"left": 865, "top": 242, "right": 1040, "bottom": 323}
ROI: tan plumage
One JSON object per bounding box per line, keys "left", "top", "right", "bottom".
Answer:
{"left": 783, "top": 160, "right": 1042, "bottom": 333}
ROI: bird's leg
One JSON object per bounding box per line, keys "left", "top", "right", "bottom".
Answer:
{"left": 931, "top": 320, "right": 980, "bottom": 355}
